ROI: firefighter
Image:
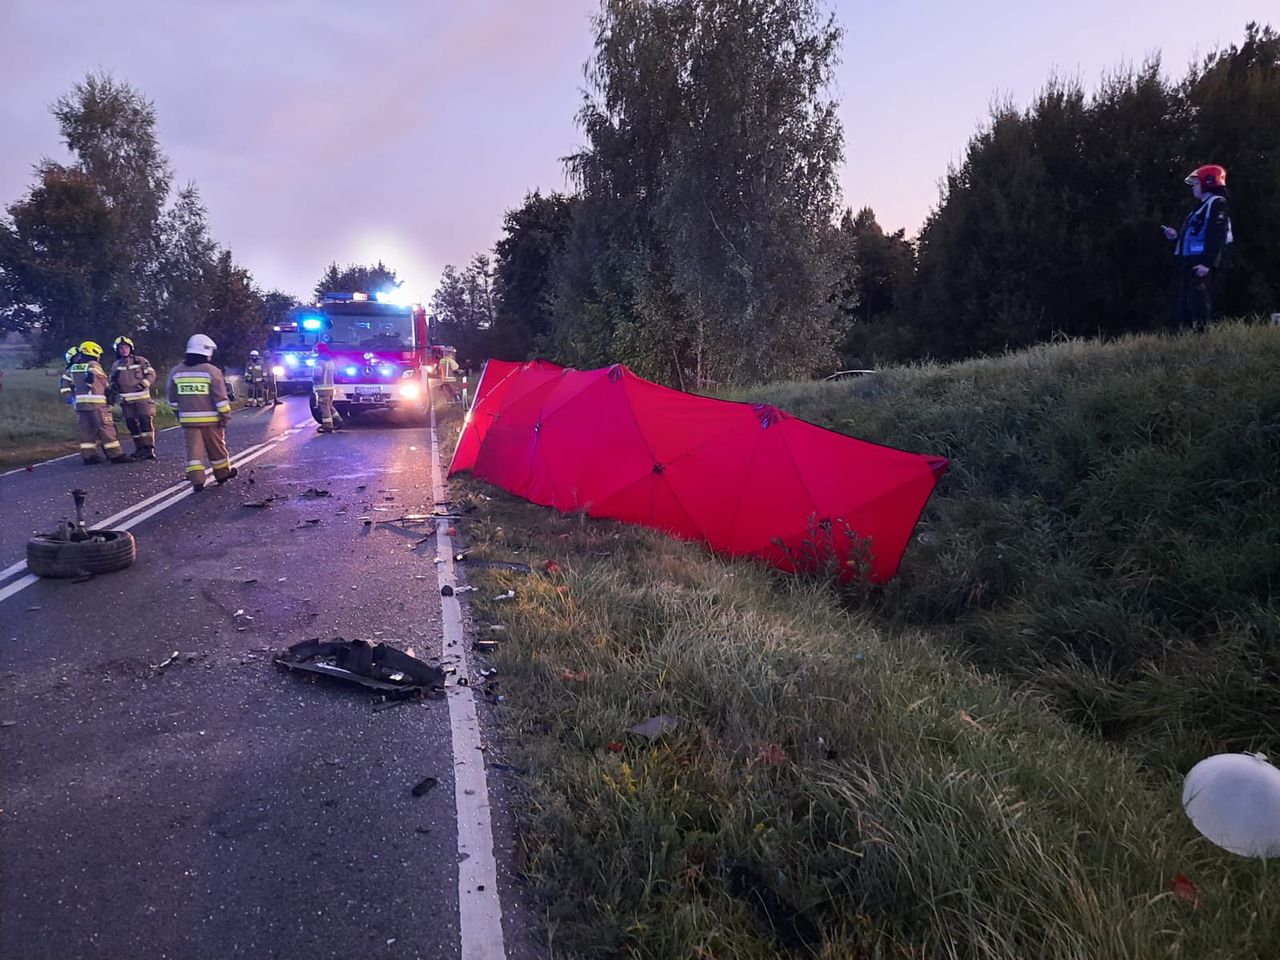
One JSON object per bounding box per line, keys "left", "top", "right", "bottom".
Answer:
{"left": 1163, "top": 164, "right": 1232, "bottom": 331}
{"left": 59, "top": 341, "right": 130, "bottom": 465}
{"left": 59, "top": 346, "right": 77, "bottom": 406}
{"left": 167, "top": 334, "right": 237, "bottom": 490}
{"left": 438, "top": 350, "right": 461, "bottom": 404}
{"left": 244, "top": 349, "right": 267, "bottom": 407}
{"left": 312, "top": 342, "right": 340, "bottom": 433}
{"left": 109, "top": 336, "right": 158, "bottom": 460}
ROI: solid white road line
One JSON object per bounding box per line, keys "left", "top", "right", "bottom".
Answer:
{"left": 0, "top": 425, "right": 312, "bottom": 605}
{"left": 430, "top": 397, "right": 507, "bottom": 960}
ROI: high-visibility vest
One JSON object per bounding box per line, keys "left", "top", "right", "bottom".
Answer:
{"left": 1176, "top": 195, "right": 1233, "bottom": 258}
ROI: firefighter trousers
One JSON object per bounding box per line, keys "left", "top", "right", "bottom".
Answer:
{"left": 183, "top": 424, "right": 231, "bottom": 488}
{"left": 77, "top": 408, "right": 124, "bottom": 462}
{"left": 1176, "top": 266, "right": 1215, "bottom": 332}
{"left": 121, "top": 399, "right": 156, "bottom": 453}
{"left": 315, "top": 389, "right": 338, "bottom": 430}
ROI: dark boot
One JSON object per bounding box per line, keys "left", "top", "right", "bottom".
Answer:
{"left": 215, "top": 467, "right": 239, "bottom": 485}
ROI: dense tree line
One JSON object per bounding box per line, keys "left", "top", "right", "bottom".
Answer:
{"left": 0, "top": 72, "right": 297, "bottom": 363}
{"left": 911, "top": 23, "right": 1279, "bottom": 360}
{"left": 437, "top": 13, "right": 1277, "bottom": 381}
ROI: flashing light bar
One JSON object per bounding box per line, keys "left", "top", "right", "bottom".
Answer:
{"left": 301, "top": 317, "right": 323, "bottom": 331}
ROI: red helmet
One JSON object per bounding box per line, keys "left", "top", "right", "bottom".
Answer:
{"left": 314, "top": 342, "right": 330, "bottom": 355}
{"left": 1185, "top": 164, "right": 1227, "bottom": 189}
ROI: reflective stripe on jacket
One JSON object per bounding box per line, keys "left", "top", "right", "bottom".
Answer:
{"left": 62, "top": 361, "right": 111, "bottom": 410}
{"left": 111, "top": 354, "right": 157, "bottom": 402}
{"left": 313, "top": 358, "right": 336, "bottom": 392}
{"left": 167, "top": 362, "right": 232, "bottom": 425}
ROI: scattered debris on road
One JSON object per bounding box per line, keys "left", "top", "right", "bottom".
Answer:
{"left": 295, "top": 518, "right": 323, "bottom": 528}
{"left": 241, "top": 495, "right": 281, "bottom": 508}
{"left": 274, "top": 638, "right": 446, "bottom": 703}
{"left": 150, "top": 650, "right": 181, "bottom": 672}
{"left": 411, "top": 776, "right": 439, "bottom": 797}
{"left": 300, "top": 487, "right": 331, "bottom": 498}
{"left": 492, "top": 590, "right": 516, "bottom": 602}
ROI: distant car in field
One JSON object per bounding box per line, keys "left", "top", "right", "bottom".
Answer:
{"left": 823, "top": 369, "right": 876, "bottom": 382}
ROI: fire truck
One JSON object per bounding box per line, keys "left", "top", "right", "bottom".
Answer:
{"left": 266, "top": 309, "right": 324, "bottom": 394}
{"left": 305, "top": 292, "right": 431, "bottom": 423}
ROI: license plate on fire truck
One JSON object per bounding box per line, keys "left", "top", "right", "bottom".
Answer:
{"left": 355, "top": 386, "right": 387, "bottom": 401}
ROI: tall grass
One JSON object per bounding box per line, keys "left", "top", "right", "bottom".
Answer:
{"left": 0, "top": 365, "right": 182, "bottom": 467}
{"left": 732, "top": 324, "right": 1280, "bottom": 764}
{"left": 448, "top": 326, "right": 1280, "bottom": 958}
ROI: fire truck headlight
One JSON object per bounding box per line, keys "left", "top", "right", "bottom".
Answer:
{"left": 305, "top": 357, "right": 317, "bottom": 368}
{"left": 344, "top": 365, "right": 358, "bottom": 377}
{"left": 283, "top": 354, "right": 299, "bottom": 367}
{"left": 398, "top": 382, "right": 421, "bottom": 400}
{"left": 379, "top": 365, "right": 394, "bottom": 378}
{"left": 271, "top": 365, "right": 285, "bottom": 377}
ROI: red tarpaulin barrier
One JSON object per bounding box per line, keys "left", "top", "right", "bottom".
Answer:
{"left": 449, "top": 362, "right": 947, "bottom": 582}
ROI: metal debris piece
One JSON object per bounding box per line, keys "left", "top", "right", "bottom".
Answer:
{"left": 296, "top": 518, "right": 322, "bottom": 527}
{"left": 274, "top": 638, "right": 446, "bottom": 702}
{"left": 301, "top": 488, "right": 331, "bottom": 498}
{"left": 492, "top": 590, "right": 516, "bottom": 602}
{"left": 241, "top": 496, "right": 279, "bottom": 508}
{"left": 626, "top": 714, "right": 683, "bottom": 739}
{"left": 151, "top": 650, "right": 181, "bottom": 671}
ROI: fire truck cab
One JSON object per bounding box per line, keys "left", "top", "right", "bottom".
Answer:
{"left": 306, "top": 292, "right": 431, "bottom": 423}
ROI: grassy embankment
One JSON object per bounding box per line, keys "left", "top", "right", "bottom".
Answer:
{"left": 0, "top": 365, "right": 248, "bottom": 469}
{"left": 447, "top": 325, "right": 1279, "bottom": 959}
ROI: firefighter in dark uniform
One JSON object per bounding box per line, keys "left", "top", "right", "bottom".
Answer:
{"left": 109, "top": 335, "right": 158, "bottom": 459}
{"left": 245, "top": 349, "right": 268, "bottom": 407}
{"left": 1164, "top": 164, "right": 1232, "bottom": 331}
{"left": 59, "top": 341, "right": 130, "bottom": 464}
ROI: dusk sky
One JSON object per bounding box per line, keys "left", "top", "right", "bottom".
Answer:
{"left": 2, "top": 1, "right": 1268, "bottom": 302}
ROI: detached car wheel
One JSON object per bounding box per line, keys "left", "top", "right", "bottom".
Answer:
{"left": 26, "top": 530, "right": 137, "bottom": 579}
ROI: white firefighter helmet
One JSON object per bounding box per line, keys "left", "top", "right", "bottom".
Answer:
{"left": 249, "top": 349, "right": 260, "bottom": 358}
{"left": 185, "top": 334, "right": 217, "bottom": 358}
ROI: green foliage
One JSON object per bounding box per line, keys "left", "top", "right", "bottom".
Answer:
{"left": 455, "top": 459, "right": 1280, "bottom": 959}
{"left": 0, "top": 165, "right": 121, "bottom": 354}
{"left": 204, "top": 250, "right": 264, "bottom": 363}
{"left": 427, "top": 255, "right": 495, "bottom": 367}
{"left": 552, "top": 0, "right": 844, "bottom": 388}
{"left": 1186, "top": 22, "right": 1280, "bottom": 319}
{"left": 490, "top": 191, "right": 575, "bottom": 360}
{"left": 908, "top": 27, "right": 1279, "bottom": 361}
{"left": 832, "top": 207, "right": 917, "bottom": 368}
{"left": 738, "top": 323, "right": 1280, "bottom": 757}
{"left": 2, "top": 72, "right": 283, "bottom": 363}
{"left": 312, "top": 260, "right": 400, "bottom": 300}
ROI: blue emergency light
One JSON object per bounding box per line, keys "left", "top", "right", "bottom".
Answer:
{"left": 301, "top": 317, "right": 323, "bottom": 331}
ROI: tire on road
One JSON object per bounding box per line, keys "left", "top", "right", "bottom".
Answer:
{"left": 26, "top": 530, "right": 137, "bottom": 579}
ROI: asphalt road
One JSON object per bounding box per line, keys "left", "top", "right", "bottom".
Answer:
{"left": 0, "top": 396, "right": 528, "bottom": 960}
